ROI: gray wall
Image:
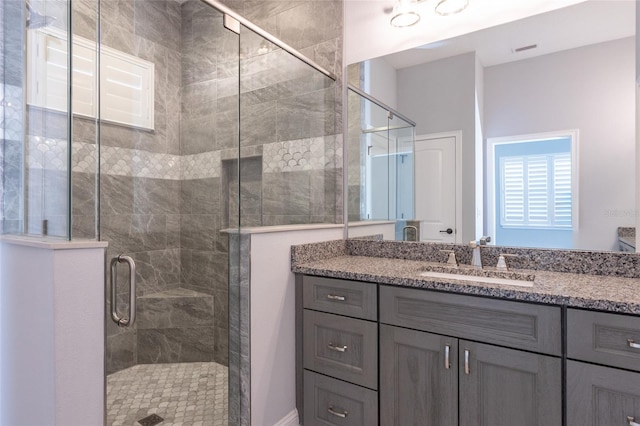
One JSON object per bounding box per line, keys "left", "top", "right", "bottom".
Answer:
{"left": 484, "top": 37, "right": 635, "bottom": 250}
{"left": 397, "top": 52, "right": 480, "bottom": 242}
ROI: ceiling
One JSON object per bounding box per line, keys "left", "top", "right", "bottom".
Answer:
{"left": 345, "top": 0, "right": 612, "bottom": 64}
{"left": 381, "top": 0, "right": 635, "bottom": 69}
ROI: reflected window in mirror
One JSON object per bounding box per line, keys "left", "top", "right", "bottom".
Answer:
{"left": 488, "top": 132, "right": 576, "bottom": 249}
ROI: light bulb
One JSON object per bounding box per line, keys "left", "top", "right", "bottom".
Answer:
{"left": 435, "top": 0, "right": 469, "bottom": 16}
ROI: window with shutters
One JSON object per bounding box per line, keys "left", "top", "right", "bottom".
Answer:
{"left": 27, "top": 27, "right": 155, "bottom": 130}
{"left": 487, "top": 132, "right": 577, "bottom": 242}
{"left": 499, "top": 152, "right": 572, "bottom": 229}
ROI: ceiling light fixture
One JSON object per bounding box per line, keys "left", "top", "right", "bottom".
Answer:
{"left": 435, "top": 0, "right": 469, "bottom": 16}
{"left": 390, "top": 0, "right": 421, "bottom": 27}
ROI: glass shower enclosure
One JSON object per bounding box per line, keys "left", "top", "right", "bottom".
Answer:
{"left": 1, "top": 0, "right": 338, "bottom": 424}
{"left": 347, "top": 85, "right": 416, "bottom": 240}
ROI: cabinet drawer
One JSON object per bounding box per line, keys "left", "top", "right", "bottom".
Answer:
{"left": 379, "top": 286, "right": 562, "bottom": 355}
{"left": 304, "top": 370, "right": 378, "bottom": 426}
{"left": 303, "top": 310, "right": 378, "bottom": 389}
{"left": 567, "top": 309, "right": 640, "bottom": 372}
{"left": 303, "top": 276, "right": 377, "bottom": 320}
{"left": 567, "top": 360, "right": 640, "bottom": 426}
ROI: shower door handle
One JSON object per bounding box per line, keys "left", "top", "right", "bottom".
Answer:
{"left": 110, "top": 255, "right": 137, "bottom": 327}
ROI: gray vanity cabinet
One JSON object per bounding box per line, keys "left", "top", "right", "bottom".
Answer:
{"left": 459, "top": 340, "right": 562, "bottom": 426}
{"left": 567, "top": 361, "right": 640, "bottom": 426}
{"left": 379, "top": 325, "right": 458, "bottom": 426}
{"left": 379, "top": 285, "right": 562, "bottom": 426}
{"left": 566, "top": 308, "right": 640, "bottom": 426}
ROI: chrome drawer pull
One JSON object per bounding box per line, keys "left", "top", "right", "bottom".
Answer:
{"left": 464, "top": 349, "right": 471, "bottom": 375}
{"left": 328, "top": 406, "right": 348, "bottom": 418}
{"left": 328, "top": 343, "right": 348, "bottom": 352}
{"left": 444, "top": 344, "right": 451, "bottom": 369}
{"left": 628, "top": 416, "right": 640, "bottom": 426}
{"left": 327, "top": 294, "right": 346, "bottom": 301}
{"left": 628, "top": 339, "right": 640, "bottom": 349}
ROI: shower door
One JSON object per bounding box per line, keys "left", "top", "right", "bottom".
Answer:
{"left": 98, "top": 1, "right": 239, "bottom": 424}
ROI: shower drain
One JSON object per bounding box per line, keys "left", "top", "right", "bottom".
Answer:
{"left": 137, "top": 414, "right": 164, "bottom": 426}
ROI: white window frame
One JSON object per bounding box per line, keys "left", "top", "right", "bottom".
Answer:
{"left": 486, "top": 130, "right": 579, "bottom": 239}
{"left": 27, "top": 27, "right": 155, "bottom": 130}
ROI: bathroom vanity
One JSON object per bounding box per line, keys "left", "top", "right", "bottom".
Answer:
{"left": 293, "top": 240, "right": 640, "bottom": 426}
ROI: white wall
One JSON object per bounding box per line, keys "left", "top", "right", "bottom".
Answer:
{"left": 249, "top": 226, "right": 345, "bottom": 426}
{"left": 0, "top": 238, "right": 106, "bottom": 426}
{"left": 484, "top": 37, "right": 636, "bottom": 250}
{"left": 397, "top": 52, "right": 479, "bottom": 242}
{"left": 364, "top": 57, "right": 398, "bottom": 109}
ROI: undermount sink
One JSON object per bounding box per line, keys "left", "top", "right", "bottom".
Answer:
{"left": 418, "top": 264, "right": 535, "bottom": 288}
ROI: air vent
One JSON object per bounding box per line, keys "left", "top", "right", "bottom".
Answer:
{"left": 512, "top": 44, "right": 538, "bottom": 53}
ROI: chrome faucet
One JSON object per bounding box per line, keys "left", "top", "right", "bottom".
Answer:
{"left": 439, "top": 249, "right": 458, "bottom": 267}
{"left": 470, "top": 240, "right": 482, "bottom": 268}
{"left": 402, "top": 225, "right": 418, "bottom": 241}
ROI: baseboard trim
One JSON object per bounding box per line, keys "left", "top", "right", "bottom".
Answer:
{"left": 273, "top": 409, "right": 299, "bottom": 426}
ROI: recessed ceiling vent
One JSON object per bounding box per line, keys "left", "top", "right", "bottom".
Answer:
{"left": 512, "top": 44, "right": 538, "bottom": 53}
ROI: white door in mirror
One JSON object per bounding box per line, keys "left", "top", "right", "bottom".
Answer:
{"left": 415, "top": 135, "right": 457, "bottom": 242}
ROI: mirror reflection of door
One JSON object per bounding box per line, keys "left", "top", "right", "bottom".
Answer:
{"left": 415, "top": 133, "right": 459, "bottom": 242}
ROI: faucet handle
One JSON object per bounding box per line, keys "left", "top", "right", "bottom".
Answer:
{"left": 439, "top": 250, "right": 458, "bottom": 267}
{"left": 496, "top": 253, "right": 518, "bottom": 271}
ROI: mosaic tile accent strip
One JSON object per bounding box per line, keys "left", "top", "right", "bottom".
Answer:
{"left": 263, "top": 135, "right": 341, "bottom": 173}
{"left": 25, "top": 135, "right": 341, "bottom": 179}
{"left": 106, "top": 361, "right": 228, "bottom": 426}
{"left": 181, "top": 150, "right": 221, "bottom": 180}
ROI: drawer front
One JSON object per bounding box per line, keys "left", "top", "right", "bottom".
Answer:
{"left": 567, "top": 360, "right": 640, "bottom": 426}
{"left": 303, "top": 310, "right": 378, "bottom": 389}
{"left": 380, "top": 286, "right": 562, "bottom": 355}
{"left": 303, "top": 276, "right": 377, "bottom": 320}
{"left": 304, "top": 370, "right": 378, "bottom": 426}
{"left": 567, "top": 309, "right": 640, "bottom": 371}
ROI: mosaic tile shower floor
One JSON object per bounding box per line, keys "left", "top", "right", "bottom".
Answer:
{"left": 107, "top": 362, "right": 228, "bottom": 426}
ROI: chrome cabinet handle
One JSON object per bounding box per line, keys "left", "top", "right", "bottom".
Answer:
{"left": 464, "top": 349, "right": 471, "bottom": 375}
{"left": 327, "top": 406, "right": 348, "bottom": 418}
{"left": 328, "top": 343, "right": 348, "bottom": 352}
{"left": 628, "top": 416, "right": 640, "bottom": 426}
{"left": 327, "top": 294, "right": 346, "bottom": 301}
{"left": 628, "top": 339, "right": 640, "bottom": 349}
{"left": 110, "top": 255, "right": 137, "bottom": 327}
{"left": 445, "top": 344, "right": 451, "bottom": 369}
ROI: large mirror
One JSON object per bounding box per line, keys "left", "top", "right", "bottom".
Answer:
{"left": 346, "top": 0, "right": 636, "bottom": 252}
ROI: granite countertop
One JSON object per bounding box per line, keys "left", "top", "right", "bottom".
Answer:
{"left": 293, "top": 255, "right": 640, "bottom": 314}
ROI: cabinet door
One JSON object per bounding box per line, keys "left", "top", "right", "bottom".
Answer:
{"left": 459, "top": 340, "right": 562, "bottom": 426}
{"left": 380, "top": 325, "right": 458, "bottom": 426}
{"left": 567, "top": 360, "right": 640, "bottom": 426}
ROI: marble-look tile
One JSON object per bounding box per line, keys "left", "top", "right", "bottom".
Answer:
{"left": 214, "top": 109, "right": 239, "bottom": 151}
{"left": 213, "top": 289, "right": 229, "bottom": 326}
{"left": 132, "top": 249, "right": 182, "bottom": 296}
{"left": 137, "top": 291, "right": 214, "bottom": 329}
{"left": 182, "top": 81, "right": 217, "bottom": 118}
{"left": 101, "top": 214, "right": 167, "bottom": 253}
{"left": 180, "top": 214, "right": 218, "bottom": 251}
{"left": 180, "top": 178, "right": 221, "bottom": 215}
{"left": 181, "top": 249, "right": 227, "bottom": 294}
{"left": 100, "top": 0, "right": 134, "bottom": 35}
{"left": 180, "top": 115, "right": 217, "bottom": 155}
{"left": 137, "top": 327, "right": 215, "bottom": 364}
{"left": 277, "top": 88, "right": 335, "bottom": 141}
{"left": 133, "top": 177, "right": 181, "bottom": 215}
{"left": 214, "top": 325, "right": 229, "bottom": 366}
{"left": 101, "top": 175, "right": 134, "bottom": 215}
{"left": 276, "top": 0, "right": 342, "bottom": 51}
{"left": 166, "top": 214, "right": 181, "bottom": 248}
{"left": 133, "top": 0, "right": 180, "bottom": 52}
{"left": 71, "top": 171, "right": 96, "bottom": 216}
{"left": 263, "top": 171, "right": 311, "bottom": 217}
{"left": 107, "top": 331, "right": 136, "bottom": 375}
{"left": 240, "top": 100, "right": 277, "bottom": 147}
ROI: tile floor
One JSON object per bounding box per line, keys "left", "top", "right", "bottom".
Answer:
{"left": 106, "top": 362, "right": 228, "bottom": 426}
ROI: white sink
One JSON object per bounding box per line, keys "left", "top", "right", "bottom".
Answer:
{"left": 419, "top": 270, "right": 535, "bottom": 287}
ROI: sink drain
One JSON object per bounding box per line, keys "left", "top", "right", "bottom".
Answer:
{"left": 137, "top": 414, "right": 164, "bottom": 426}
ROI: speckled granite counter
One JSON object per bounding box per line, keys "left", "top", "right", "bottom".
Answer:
{"left": 291, "top": 240, "right": 640, "bottom": 315}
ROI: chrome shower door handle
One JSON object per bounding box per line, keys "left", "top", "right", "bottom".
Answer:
{"left": 110, "top": 255, "right": 137, "bottom": 327}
